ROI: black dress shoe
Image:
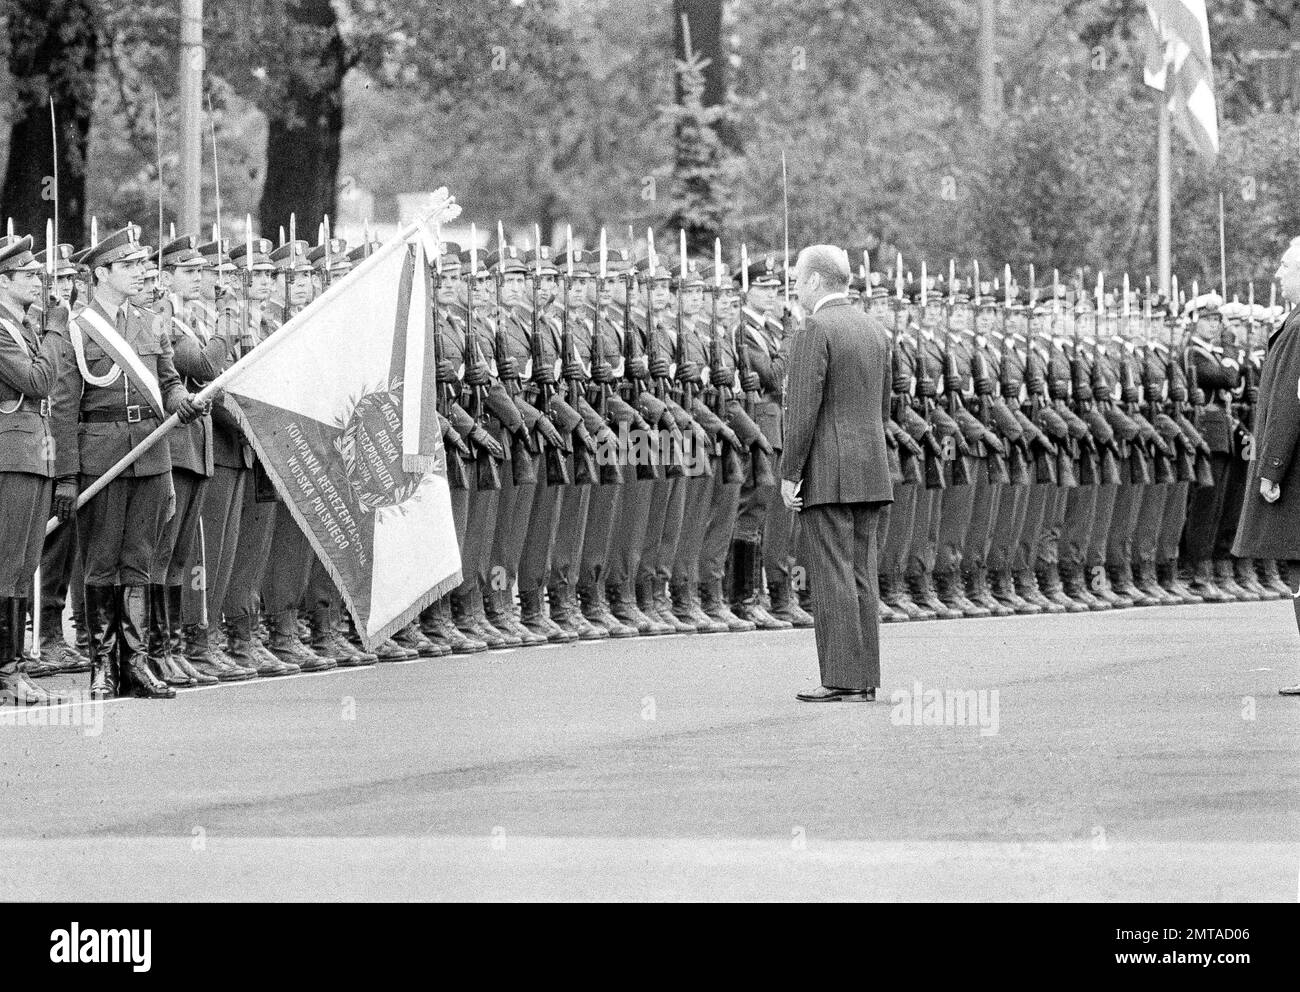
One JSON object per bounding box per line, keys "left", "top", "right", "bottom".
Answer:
{"left": 1279, "top": 684, "right": 1300, "bottom": 696}
{"left": 796, "top": 685, "right": 875, "bottom": 702}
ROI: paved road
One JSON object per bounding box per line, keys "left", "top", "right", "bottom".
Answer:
{"left": 3, "top": 601, "right": 1298, "bottom": 901}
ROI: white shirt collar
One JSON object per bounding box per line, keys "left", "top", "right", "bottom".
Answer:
{"left": 812, "top": 292, "right": 848, "bottom": 315}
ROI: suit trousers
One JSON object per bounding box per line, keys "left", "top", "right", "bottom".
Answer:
{"left": 80, "top": 472, "right": 170, "bottom": 587}
{"left": 1184, "top": 456, "right": 1230, "bottom": 564}
{"left": 221, "top": 480, "right": 276, "bottom": 622}
{"left": 698, "top": 476, "right": 741, "bottom": 585}
{"left": 198, "top": 465, "right": 246, "bottom": 625}
{"left": 153, "top": 468, "right": 208, "bottom": 586}
{"left": 0, "top": 472, "right": 53, "bottom": 597}
{"left": 799, "top": 501, "right": 882, "bottom": 691}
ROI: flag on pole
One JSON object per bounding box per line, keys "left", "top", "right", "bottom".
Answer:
{"left": 1143, "top": 0, "right": 1219, "bottom": 159}
{"left": 217, "top": 204, "right": 461, "bottom": 648}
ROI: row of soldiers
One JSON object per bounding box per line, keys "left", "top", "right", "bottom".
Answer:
{"left": 0, "top": 218, "right": 1287, "bottom": 707}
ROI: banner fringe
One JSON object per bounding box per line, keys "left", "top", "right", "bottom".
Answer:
{"left": 403, "top": 453, "right": 437, "bottom": 474}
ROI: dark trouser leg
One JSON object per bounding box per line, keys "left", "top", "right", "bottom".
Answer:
{"left": 881, "top": 482, "right": 918, "bottom": 577}
{"left": 38, "top": 508, "right": 77, "bottom": 639}
{"left": 1158, "top": 480, "right": 1190, "bottom": 566}
{"left": 1215, "top": 451, "right": 1250, "bottom": 559}
{"left": 800, "top": 502, "right": 877, "bottom": 691}
{"left": 762, "top": 451, "right": 793, "bottom": 592}
{"left": 516, "top": 477, "right": 557, "bottom": 593}
{"left": 606, "top": 477, "right": 653, "bottom": 591}
{"left": 1184, "top": 458, "right": 1230, "bottom": 566}
{"left": 263, "top": 508, "right": 316, "bottom": 614}
{"left": 699, "top": 476, "right": 741, "bottom": 586}
{"left": 221, "top": 481, "right": 277, "bottom": 623}
{"left": 200, "top": 465, "right": 247, "bottom": 625}
{"left": 638, "top": 476, "right": 675, "bottom": 587}
{"left": 1061, "top": 484, "right": 1098, "bottom": 575}
{"left": 551, "top": 484, "right": 592, "bottom": 594}
{"left": 579, "top": 483, "right": 620, "bottom": 591}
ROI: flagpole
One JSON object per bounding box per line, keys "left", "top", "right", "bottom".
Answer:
{"left": 1157, "top": 90, "right": 1171, "bottom": 296}
{"left": 1218, "top": 190, "right": 1227, "bottom": 295}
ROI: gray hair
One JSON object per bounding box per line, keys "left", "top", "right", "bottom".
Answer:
{"left": 796, "top": 244, "right": 850, "bottom": 290}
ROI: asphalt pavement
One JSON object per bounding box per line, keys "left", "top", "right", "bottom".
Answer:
{"left": 2, "top": 601, "right": 1297, "bottom": 901}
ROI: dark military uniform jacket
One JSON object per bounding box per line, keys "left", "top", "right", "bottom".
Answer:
{"left": 157, "top": 294, "right": 231, "bottom": 477}
{"left": 191, "top": 297, "right": 254, "bottom": 471}
{"left": 55, "top": 297, "right": 186, "bottom": 479}
{"left": 1188, "top": 339, "right": 1240, "bottom": 454}
{"left": 0, "top": 300, "right": 64, "bottom": 477}
{"left": 740, "top": 306, "right": 788, "bottom": 452}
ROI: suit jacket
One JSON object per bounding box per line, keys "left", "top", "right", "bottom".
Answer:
{"left": 781, "top": 296, "right": 893, "bottom": 508}
{"left": 1233, "top": 307, "right": 1300, "bottom": 560}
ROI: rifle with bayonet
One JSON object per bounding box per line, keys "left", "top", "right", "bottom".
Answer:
{"left": 734, "top": 251, "right": 776, "bottom": 489}
{"left": 941, "top": 273, "right": 973, "bottom": 486}
{"left": 708, "top": 276, "right": 746, "bottom": 484}
{"left": 464, "top": 247, "right": 501, "bottom": 491}
{"left": 622, "top": 260, "right": 662, "bottom": 481}
{"left": 560, "top": 264, "right": 599, "bottom": 486}
{"left": 430, "top": 257, "right": 469, "bottom": 491}
{"left": 532, "top": 258, "right": 572, "bottom": 487}
{"left": 492, "top": 241, "right": 537, "bottom": 487}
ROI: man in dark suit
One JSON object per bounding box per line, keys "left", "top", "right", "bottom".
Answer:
{"left": 1233, "top": 237, "right": 1300, "bottom": 695}
{"left": 782, "top": 245, "right": 893, "bottom": 701}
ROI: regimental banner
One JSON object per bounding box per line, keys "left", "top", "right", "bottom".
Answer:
{"left": 220, "top": 229, "right": 461, "bottom": 649}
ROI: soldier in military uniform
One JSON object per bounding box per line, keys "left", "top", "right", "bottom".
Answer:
{"left": 574, "top": 246, "right": 657, "bottom": 637}
{"left": 731, "top": 257, "right": 794, "bottom": 629}
{"left": 0, "top": 234, "right": 73, "bottom": 705}
{"left": 54, "top": 225, "right": 206, "bottom": 699}
{"left": 665, "top": 258, "right": 737, "bottom": 634}
{"left": 31, "top": 242, "right": 93, "bottom": 675}
{"left": 605, "top": 252, "right": 673, "bottom": 636}
{"left": 419, "top": 241, "right": 496, "bottom": 655}
{"left": 147, "top": 234, "right": 232, "bottom": 687}
{"left": 217, "top": 235, "right": 303, "bottom": 677}
{"left": 1182, "top": 295, "right": 1241, "bottom": 602}
{"left": 537, "top": 245, "right": 619, "bottom": 641}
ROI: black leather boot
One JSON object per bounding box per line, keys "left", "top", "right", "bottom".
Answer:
{"left": 86, "top": 585, "right": 121, "bottom": 700}
{"left": 120, "top": 586, "right": 175, "bottom": 699}
{"left": 148, "top": 584, "right": 194, "bottom": 686}
{"left": 1, "top": 597, "right": 57, "bottom": 706}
